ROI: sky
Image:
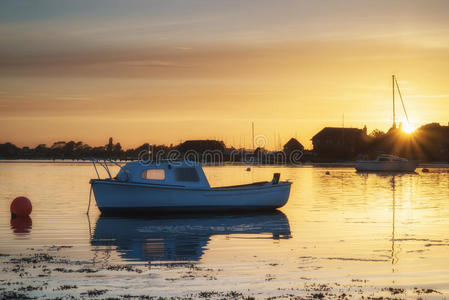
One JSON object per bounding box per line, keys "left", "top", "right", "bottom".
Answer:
{"left": 1, "top": 0, "right": 449, "bottom": 149}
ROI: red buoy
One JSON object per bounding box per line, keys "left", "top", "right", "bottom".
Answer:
{"left": 10, "top": 196, "right": 32, "bottom": 217}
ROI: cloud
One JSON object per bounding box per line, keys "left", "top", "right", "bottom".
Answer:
{"left": 1, "top": 38, "right": 448, "bottom": 80}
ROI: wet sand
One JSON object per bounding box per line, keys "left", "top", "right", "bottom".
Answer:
{"left": 0, "top": 246, "right": 445, "bottom": 299}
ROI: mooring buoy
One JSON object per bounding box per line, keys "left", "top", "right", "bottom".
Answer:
{"left": 10, "top": 196, "right": 32, "bottom": 218}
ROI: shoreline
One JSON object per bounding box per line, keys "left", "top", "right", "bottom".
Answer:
{"left": 1, "top": 159, "right": 449, "bottom": 169}
{"left": 0, "top": 247, "right": 445, "bottom": 299}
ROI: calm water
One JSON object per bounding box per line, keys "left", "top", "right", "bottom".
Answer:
{"left": 1, "top": 162, "right": 449, "bottom": 297}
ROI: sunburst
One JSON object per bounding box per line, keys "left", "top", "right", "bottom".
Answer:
{"left": 402, "top": 122, "right": 416, "bottom": 134}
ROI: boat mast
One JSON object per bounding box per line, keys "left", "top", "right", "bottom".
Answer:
{"left": 252, "top": 121, "right": 255, "bottom": 150}
{"left": 392, "top": 75, "right": 396, "bottom": 128}
{"left": 394, "top": 76, "right": 409, "bottom": 124}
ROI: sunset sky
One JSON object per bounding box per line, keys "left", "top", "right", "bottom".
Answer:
{"left": 1, "top": 0, "right": 449, "bottom": 149}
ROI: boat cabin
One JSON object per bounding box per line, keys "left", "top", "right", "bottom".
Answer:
{"left": 376, "top": 154, "right": 408, "bottom": 162}
{"left": 115, "top": 161, "right": 210, "bottom": 188}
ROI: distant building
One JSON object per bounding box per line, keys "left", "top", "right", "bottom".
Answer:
{"left": 177, "top": 140, "right": 225, "bottom": 153}
{"left": 283, "top": 138, "right": 304, "bottom": 163}
{"left": 283, "top": 138, "right": 304, "bottom": 152}
{"left": 311, "top": 127, "right": 368, "bottom": 161}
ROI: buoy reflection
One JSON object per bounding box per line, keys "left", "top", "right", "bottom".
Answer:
{"left": 10, "top": 216, "right": 32, "bottom": 235}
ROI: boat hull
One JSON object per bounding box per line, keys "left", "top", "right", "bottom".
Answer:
{"left": 355, "top": 161, "right": 417, "bottom": 172}
{"left": 90, "top": 180, "right": 291, "bottom": 214}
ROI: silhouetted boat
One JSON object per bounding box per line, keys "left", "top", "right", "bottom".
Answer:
{"left": 355, "top": 76, "right": 418, "bottom": 172}
{"left": 89, "top": 160, "right": 291, "bottom": 214}
{"left": 91, "top": 211, "right": 291, "bottom": 261}
{"left": 355, "top": 154, "right": 417, "bottom": 172}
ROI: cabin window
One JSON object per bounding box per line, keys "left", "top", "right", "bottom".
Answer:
{"left": 142, "top": 169, "right": 165, "bottom": 180}
{"left": 174, "top": 167, "right": 200, "bottom": 182}
{"left": 379, "top": 157, "right": 390, "bottom": 162}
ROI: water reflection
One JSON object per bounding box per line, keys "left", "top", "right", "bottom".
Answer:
{"left": 3, "top": 163, "right": 449, "bottom": 290}
{"left": 356, "top": 171, "right": 417, "bottom": 177}
{"left": 357, "top": 172, "right": 400, "bottom": 271}
{"left": 391, "top": 175, "right": 397, "bottom": 272}
{"left": 10, "top": 216, "right": 32, "bottom": 235}
{"left": 91, "top": 211, "right": 291, "bottom": 262}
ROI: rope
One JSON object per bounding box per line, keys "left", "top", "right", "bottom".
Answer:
{"left": 394, "top": 77, "right": 410, "bottom": 123}
{"left": 87, "top": 213, "right": 93, "bottom": 240}
{"left": 87, "top": 185, "right": 93, "bottom": 215}
{"left": 91, "top": 159, "right": 100, "bottom": 179}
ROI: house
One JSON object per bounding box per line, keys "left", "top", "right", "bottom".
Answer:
{"left": 177, "top": 140, "right": 225, "bottom": 153}
{"left": 311, "top": 127, "right": 368, "bottom": 160}
{"left": 283, "top": 138, "right": 304, "bottom": 152}
{"left": 283, "top": 138, "right": 305, "bottom": 163}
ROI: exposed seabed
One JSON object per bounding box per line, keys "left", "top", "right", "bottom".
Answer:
{"left": 0, "top": 247, "right": 444, "bottom": 300}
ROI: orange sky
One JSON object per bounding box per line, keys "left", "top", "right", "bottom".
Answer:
{"left": 1, "top": 0, "right": 449, "bottom": 149}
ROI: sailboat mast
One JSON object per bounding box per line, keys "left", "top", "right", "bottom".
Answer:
{"left": 392, "top": 75, "right": 396, "bottom": 128}
{"left": 394, "top": 76, "right": 410, "bottom": 124}
{"left": 251, "top": 121, "right": 255, "bottom": 150}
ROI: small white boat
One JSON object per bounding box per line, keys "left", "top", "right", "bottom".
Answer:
{"left": 355, "top": 154, "right": 417, "bottom": 172}
{"left": 89, "top": 160, "right": 291, "bottom": 214}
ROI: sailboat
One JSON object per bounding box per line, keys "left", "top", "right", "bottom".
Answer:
{"left": 355, "top": 75, "right": 417, "bottom": 172}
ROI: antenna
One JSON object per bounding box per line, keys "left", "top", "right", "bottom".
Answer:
{"left": 273, "top": 132, "right": 276, "bottom": 151}
{"left": 278, "top": 131, "right": 282, "bottom": 150}
{"left": 251, "top": 122, "right": 255, "bottom": 150}
{"left": 392, "top": 75, "right": 396, "bottom": 128}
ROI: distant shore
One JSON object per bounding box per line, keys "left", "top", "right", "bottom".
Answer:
{"left": 1, "top": 159, "right": 449, "bottom": 169}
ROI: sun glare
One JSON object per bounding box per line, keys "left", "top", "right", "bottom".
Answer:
{"left": 402, "top": 123, "right": 416, "bottom": 134}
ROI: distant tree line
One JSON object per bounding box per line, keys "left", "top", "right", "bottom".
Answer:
{"left": 0, "top": 138, "right": 167, "bottom": 161}
{"left": 366, "top": 123, "right": 449, "bottom": 162}
{"left": 2, "top": 122, "right": 448, "bottom": 163}
{"left": 311, "top": 123, "right": 449, "bottom": 162}
{"left": 0, "top": 137, "right": 310, "bottom": 165}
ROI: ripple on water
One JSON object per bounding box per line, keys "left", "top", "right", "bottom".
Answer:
{"left": 0, "top": 163, "right": 449, "bottom": 295}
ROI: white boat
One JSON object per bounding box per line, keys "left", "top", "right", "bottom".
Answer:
{"left": 89, "top": 160, "right": 291, "bottom": 214}
{"left": 355, "top": 154, "right": 417, "bottom": 172}
{"left": 355, "top": 76, "right": 418, "bottom": 173}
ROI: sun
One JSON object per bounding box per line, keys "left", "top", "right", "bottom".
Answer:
{"left": 402, "top": 122, "right": 416, "bottom": 134}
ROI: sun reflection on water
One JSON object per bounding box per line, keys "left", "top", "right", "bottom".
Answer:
{"left": 0, "top": 163, "right": 449, "bottom": 294}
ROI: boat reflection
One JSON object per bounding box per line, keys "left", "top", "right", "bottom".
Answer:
{"left": 91, "top": 211, "right": 291, "bottom": 262}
